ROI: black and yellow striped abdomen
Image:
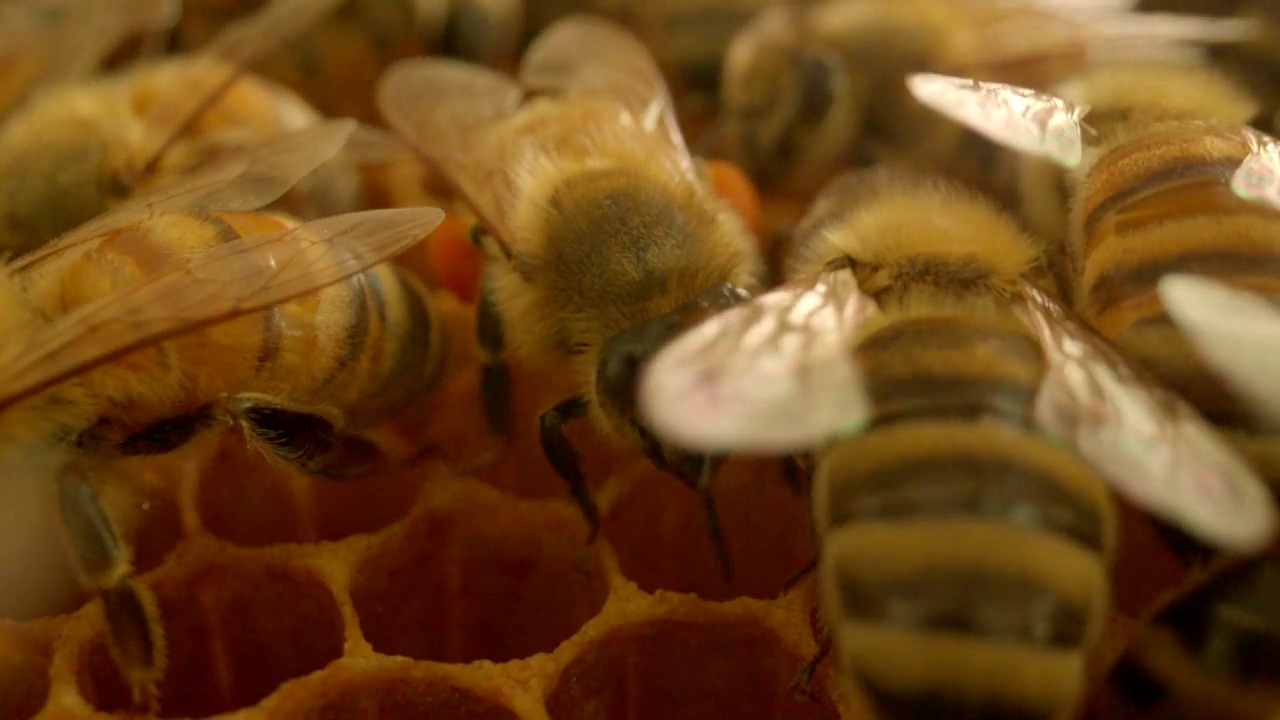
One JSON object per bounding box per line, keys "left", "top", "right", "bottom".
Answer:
{"left": 814, "top": 310, "right": 1117, "bottom": 720}
{"left": 57, "top": 209, "right": 446, "bottom": 470}
{"left": 1071, "top": 124, "right": 1280, "bottom": 478}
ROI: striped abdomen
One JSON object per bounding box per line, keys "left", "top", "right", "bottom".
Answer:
{"left": 814, "top": 311, "right": 1116, "bottom": 720}
{"left": 1071, "top": 124, "right": 1280, "bottom": 481}
{"left": 64, "top": 209, "right": 445, "bottom": 470}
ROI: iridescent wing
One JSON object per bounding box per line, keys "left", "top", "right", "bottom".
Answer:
{"left": 1233, "top": 127, "right": 1280, "bottom": 212}
{"left": 0, "top": 207, "right": 444, "bottom": 412}
{"left": 639, "top": 267, "right": 880, "bottom": 455}
{"left": 906, "top": 72, "right": 1090, "bottom": 168}
{"left": 13, "top": 120, "right": 358, "bottom": 272}
{"left": 516, "top": 13, "right": 697, "bottom": 180}
{"left": 1159, "top": 274, "right": 1280, "bottom": 432}
{"left": 1017, "top": 280, "right": 1276, "bottom": 553}
{"left": 128, "top": 0, "right": 346, "bottom": 177}
{"left": 0, "top": 0, "right": 177, "bottom": 118}
{"left": 376, "top": 57, "right": 525, "bottom": 259}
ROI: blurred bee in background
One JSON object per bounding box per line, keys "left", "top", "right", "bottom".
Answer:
{"left": 0, "top": 0, "right": 178, "bottom": 121}
{"left": 637, "top": 166, "right": 1276, "bottom": 720}
{"left": 171, "top": 0, "right": 527, "bottom": 123}
{"left": 518, "top": 0, "right": 779, "bottom": 115}
{"left": 1091, "top": 549, "right": 1280, "bottom": 720}
{"left": 1137, "top": 0, "right": 1280, "bottom": 125}
{"left": 377, "top": 14, "right": 765, "bottom": 578}
{"left": 0, "top": 0, "right": 358, "bottom": 258}
{"left": 0, "top": 120, "right": 447, "bottom": 709}
{"left": 707, "top": 0, "right": 1259, "bottom": 199}
{"left": 908, "top": 69, "right": 1280, "bottom": 493}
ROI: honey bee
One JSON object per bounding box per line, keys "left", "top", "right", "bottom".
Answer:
{"left": 636, "top": 166, "right": 1276, "bottom": 720}
{"left": 0, "top": 0, "right": 354, "bottom": 258}
{"left": 377, "top": 14, "right": 765, "bottom": 577}
{"left": 907, "top": 69, "right": 1280, "bottom": 490}
{"left": 0, "top": 0, "right": 178, "bottom": 120}
{"left": 710, "top": 0, "right": 1259, "bottom": 196}
{"left": 0, "top": 120, "right": 447, "bottom": 709}
{"left": 171, "top": 0, "right": 527, "bottom": 123}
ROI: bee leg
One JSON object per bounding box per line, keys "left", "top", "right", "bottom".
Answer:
{"left": 476, "top": 265, "right": 512, "bottom": 439}
{"left": 57, "top": 464, "right": 165, "bottom": 712}
{"left": 792, "top": 608, "right": 833, "bottom": 699}
{"left": 695, "top": 456, "right": 734, "bottom": 584}
{"left": 635, "top": 429, "right": 733, "bottom": 581}
{"left": 539, "top": 396, "right": 599, "bottom": 550}
{"left": 227, "top": 395, "right": 383, "bottom": 479}
{"left": 112, "top": 405, "right": 216, "bottom": 457}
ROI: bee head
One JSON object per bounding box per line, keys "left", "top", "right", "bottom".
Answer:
{"left": 595, "top": 283, "right": 754, "bottom": 445}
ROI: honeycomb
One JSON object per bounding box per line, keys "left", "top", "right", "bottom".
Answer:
{"left": 0, "top": 292, "right": 875, "bottom": 720}
{"left": 3, "top": 4, "right": 1273, "bottom": 719}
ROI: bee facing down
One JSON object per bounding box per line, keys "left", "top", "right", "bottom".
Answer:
{"left": 638, "top": 167, "right": 1275, "bottom": 720}
{"left": 907, "top": 68, "right": 1280, "bottom": 489}
{"left": 0, "top": 0, "right": 354, "bottom": 257}
{"left": 0, "top": 121, "right": 447, "bottom": 710}
{"left": 377, "top": 14, "right": 765, "bottom": 576}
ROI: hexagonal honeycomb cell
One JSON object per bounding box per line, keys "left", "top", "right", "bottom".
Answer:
{"left": 0, "top": 292, "right": 876, "bottom": 720}
{"left": 0, "top": 287, "right": 1194, "bottom": 720}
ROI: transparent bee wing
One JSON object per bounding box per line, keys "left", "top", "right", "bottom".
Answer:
{"left": 129, "top": 0, "right": 346, "bottom": 176}
{"left": 1159, "top": 274, "right": 1280, "bottom": 433}
{"left": 377, "top": 58, "right": 525, "bottom": 260}
{"left": 1017, "top": 280, "right": 1276, "bottom": 553}
{"left": 906, "top": 72, "right": 1089, "bottom": 169}
{"left": 0, "top": 207, "right": 444, "bottom": 412}
{"left": 1232, "top": 127, "right": 1280, "bottom": 212}
{"left": 639, "top": 268, "right": 880, "bottom": 455}
{"left": 13, "top": 120, "right": 357, "bottom": 272}
{"left": 516, "top": 13, "right": 698, "bottom": 180}
{"left": 340, "top": 124, "right": 422, "bottom": 167}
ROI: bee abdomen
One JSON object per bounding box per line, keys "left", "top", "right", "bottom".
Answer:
{"left": 815, "top": 422, "right": 1116, "bottom": 720}
{"left": 1076, "top": 129, "right": 1280, "bottom": 339}
{"left": 856, "top": 315, "right": 1044, "bottom": 430}
{"left": 308, "top": 264, "right": 445, "bottom": 428}
{"left": 1075, "top": 133, "right": 1280, "bottom": 433}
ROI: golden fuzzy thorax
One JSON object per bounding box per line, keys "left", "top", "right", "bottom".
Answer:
{"left": 1064, "top": 64, "right": 1260, "bottom": 176}
{"left": 495, "top": 139, "right": 762, "bottom": 441}
{"left": 1057, "top": 63, "right": 1260, "bottom": 131}
{"left": 791, "top": 171, "right": 1038, "bottom": 290}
